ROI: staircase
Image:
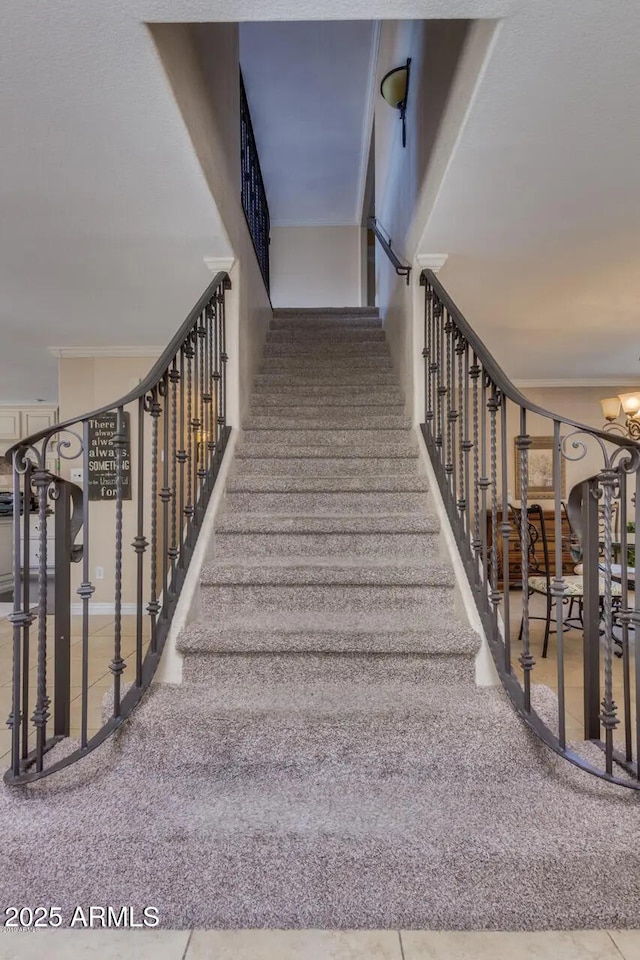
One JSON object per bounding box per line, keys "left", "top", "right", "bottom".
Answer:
{"left": 2, "top": 307, "right": 639, "bottom": 929}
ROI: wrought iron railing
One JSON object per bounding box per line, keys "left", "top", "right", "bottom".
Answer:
{"left": 368, "top": 217, "right": 411, "bottom": 284}
{"left": 420, "top": 269, "right": 640, "bottom": 789}
{"left": 240, "top": 70, "right": 270, "bottom": 294}
{"left": 4, "top": 272, "right": 231, "bottom": 784}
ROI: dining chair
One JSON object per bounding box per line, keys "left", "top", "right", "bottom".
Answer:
{"left": 509, "top": 502, "right": 622, "bottom": 658}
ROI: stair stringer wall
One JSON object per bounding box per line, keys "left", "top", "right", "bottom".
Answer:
{"left": 414, "top": 426, "right": 498, "bottom": 687}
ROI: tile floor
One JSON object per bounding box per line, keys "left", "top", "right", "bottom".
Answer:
{"left": 0, "top": 929, "right": 638, "bottom": 960}
{"left": 0, "top": 612, "right": 149, "bottom": 766}
{"left": 507, "top": 589, "right": 637, "bottom": 748}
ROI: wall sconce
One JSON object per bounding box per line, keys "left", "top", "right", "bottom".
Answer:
{"left": 600, "top": 392, "right": 640, "bottom": 440}
{"left": 380, "top": 58, "right": 411, "bottom": 148}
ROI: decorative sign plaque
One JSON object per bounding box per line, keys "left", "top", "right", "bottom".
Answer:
{"left": 87, "top": 413, "right": 131, "bottom": 501}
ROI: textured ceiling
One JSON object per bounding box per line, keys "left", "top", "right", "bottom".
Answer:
{"left": 2, "top": 0, "right": 640, "bottom": 401}
{"left": 239, "top": 21, "right": 376, "bottom": 226}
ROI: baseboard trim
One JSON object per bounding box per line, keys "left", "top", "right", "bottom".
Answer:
{"left": 70, "top": 603, "right": 138, "bottom": 616}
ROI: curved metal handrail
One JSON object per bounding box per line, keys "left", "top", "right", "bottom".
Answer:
{"left": 4, "top": 271, "right": 232, "bottom": 784}
{"left": 419, "top": 268, "right": 640, "bottom": 790}
{"left": 5, "top": 272, "right": 230, "bottom": 463}
{"left": 423, "top": 270, "right": 637, "bottom": 454}
{"left": 368, "top": 217, "right": 411, "bottom": 284}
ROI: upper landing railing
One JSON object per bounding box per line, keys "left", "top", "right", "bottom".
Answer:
{"left": 4, "top": 272, "right": 232, "bottom": 784}
{"left": 420, "top": 269, "right": 640, "bottom": 790}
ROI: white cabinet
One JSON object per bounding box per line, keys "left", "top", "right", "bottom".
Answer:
{"left": 23, "top": 514, "right": 56, "bottom": 574}
{"left": 0, "top": 517, "right": 12, "bottom": 593}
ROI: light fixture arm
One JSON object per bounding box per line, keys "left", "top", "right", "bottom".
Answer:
{"left": 380, "top": 58, "right": 411, "bottom": 149}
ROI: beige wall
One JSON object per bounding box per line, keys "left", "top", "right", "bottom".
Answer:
{"left": 151, "top": 22, "right": 272, "bottom": 425}
{"left": 58, "top": 356, "right": 158, "bottom": 608}
{"left": 270, "top": 226, "right": 362, "bottom": 308}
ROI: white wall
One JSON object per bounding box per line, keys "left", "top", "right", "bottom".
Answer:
{"left": 151, "top": 23, "right": 272, "bottom": 426}
{"left": 270, "top": 226, "right": 362, "bottom": 308}
{"left": 374, "top": 20, "right": 470, "bottom": 420}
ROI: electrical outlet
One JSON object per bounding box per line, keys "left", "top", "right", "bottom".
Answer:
{"left": 70, "top": 468, "right": 83, "bottom": 483}
{"left": 95, "top": 566, "right": 104, "bottom": 580}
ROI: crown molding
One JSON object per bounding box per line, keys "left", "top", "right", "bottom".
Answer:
{"left": 514, "top": 378, "right": 640, "bottom": 388}
{"left": 203, "top": 255, "right": 235, "bottom": 273}
{"left": 354, "top": 20, "right": 382, "bottom": 226}
{"left": 48, "top": 346, "right": 163, "bottom": 359}
{"left": 416, "top": 253, "right": 448, "bottom": 273}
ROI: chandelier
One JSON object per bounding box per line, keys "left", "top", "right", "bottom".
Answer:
{"left": 600, "top": 392, "right": 640, "bottom": 439}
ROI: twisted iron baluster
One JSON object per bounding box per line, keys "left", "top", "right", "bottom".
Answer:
{"left": 470, "top": 355, "right": 481, "bottom": 580}
{"left": 184, "top": 335, "right": 195, "bottom": 531}
{"left": 599, "top": 468, "right": 619, "bottom": 774}
{"left": 110, "top": 407, "right": 127, "bottom": 716}
{"left": 516, "top": 414, "right": 534, "bottom": 711}
{"left": 32, "top": 465, "right": 51, "bottom": 772}
{"left": 168, "top": 361, "right": 180, "bottom": 588}
{"left": 147, "top": 390, "right": 161, "bottom": 652}
{"left": 444, "top": 313, "right": 454, "bottom": 491}
{"left": 435, "top": 301, "right": 444, "bottom": 450}
{"left": 132, "top": 399, "right": 147, "bottom": 690}
{"left": 488, "top": 386, "right": 501, "bottom": 620}
{"left": 500, "top": 402, "right": 512, "bottom": 672}
{"left": 456, "top": 335, "right": 466, "bottom": 524}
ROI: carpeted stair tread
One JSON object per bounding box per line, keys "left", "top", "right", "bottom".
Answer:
{"left": 201, "top": 557, "right": 453, "bottom": 587}
{"left": 241, "top": 427, "right": 412, "bottom": 445}
{"left": 250, "top": 390, "right": 404, "bottom": 405}
{"left": 244, "top": 415, "right": 412, "bottom": 429}
{"left": 263, "top": 341, "right": 391, "bottom": 355}
{"left": 200, "top": 584, "right": 455, "bottom": 617}
{"left": 232, "top": 457, "right": 421, "bottom": 476}
{"left": 178, "top": 620, "right": 479, "bottom": 659}
{"left": 214, "top": 512, "right": 438, "bottom": 533}
{"left": 214, "top": 531, "right": 438, "bottom": 560}
{"left": 224, "top": 491, "right": 430, "bottom": 515}
{"left": 255, "top": 372, "right": 399, "bottom": 386}
{"left": 266, "top": 329, "right": 386, "bottom": 342}
{"left": 237, "top": 444, "right": 418, "bottom": 460}
{"left": 260, "top": 357, "right": 394, "bottom": 371}
{"left": 226, "top": 475, "right": 428, "bottom": 493}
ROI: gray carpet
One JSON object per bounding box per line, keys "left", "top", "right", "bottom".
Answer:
{"left": 2, "top": 307, "right": 640, "bottom": 929}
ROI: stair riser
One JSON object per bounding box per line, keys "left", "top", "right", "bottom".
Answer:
{"left": 260, "top": 360, "right": 393, "bottom": 375}
{"left": 203, "top": 564, "right": 451, "bottom": 588}
{"left": 266, "top": 330, "right": 386, "bottom": 343}
{"left": 251, "top": 385, "right": 403, "bottom": 400}
{"left": 270, "top": 318, "right": 381, "bottom": 330}
{"left": 232, "top": 457, "right": 420, "bottom": 476}
{"left": 224, "top": 492, "right": 430, "bottom": 514}
{"left": 241, "top": 429, "right": 411, "bottom": 447}
{"left": 237, "top": 446, "right": 418, "bottom": 460}
{"left": 181, "top": 639, "right": 475, "bottom": 665}
{"left": 248, "top": 403, "right": 405, "bottom": 417}
{"left": 254, "top": 373, "right": 398, "bottom": 386}
{"left": 263, "top": 342, "right": 389, "bottom": 355}
{"left": 201, "top": 584, "right": 453, "bottom": 613}
{"left": 249, "top": 398, "right": 404, "bottom": 408}
{"left": 226, "top": 476, "right": 429, "bottom": 493}
{"left": 244, "top": 416, "right": 411, "bottom": 430}
{"left": 174, "top": 654, "right": 477, "bottom": 694}
{"left": 214, "top": 533, "right": 437, "bottom": 560}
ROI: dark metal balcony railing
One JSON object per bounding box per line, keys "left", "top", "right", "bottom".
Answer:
{"left": 240, "top": 70, "right": 270, "bottom": 294}
{"left": 4, "top": 272, "right": 232, "bottom": 784}
{"left": 420, "top": 269, "right": 640, "bottom": 790}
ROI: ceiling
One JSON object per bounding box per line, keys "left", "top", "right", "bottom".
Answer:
{"left": 2, "top": 0, "right": 640, "bottom": 402}
{"left": 239, "top": 21, "right": 376, "bottom": 226}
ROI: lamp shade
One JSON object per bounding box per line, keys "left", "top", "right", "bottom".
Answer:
{"left": 600, "top": 397, "right": 622, "bottom": 421}
{"left": 619, "top": 392, "right": 640, "bottom": 416}
{"left": 380, "top": 63, "right": 409, "bottom": 109}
